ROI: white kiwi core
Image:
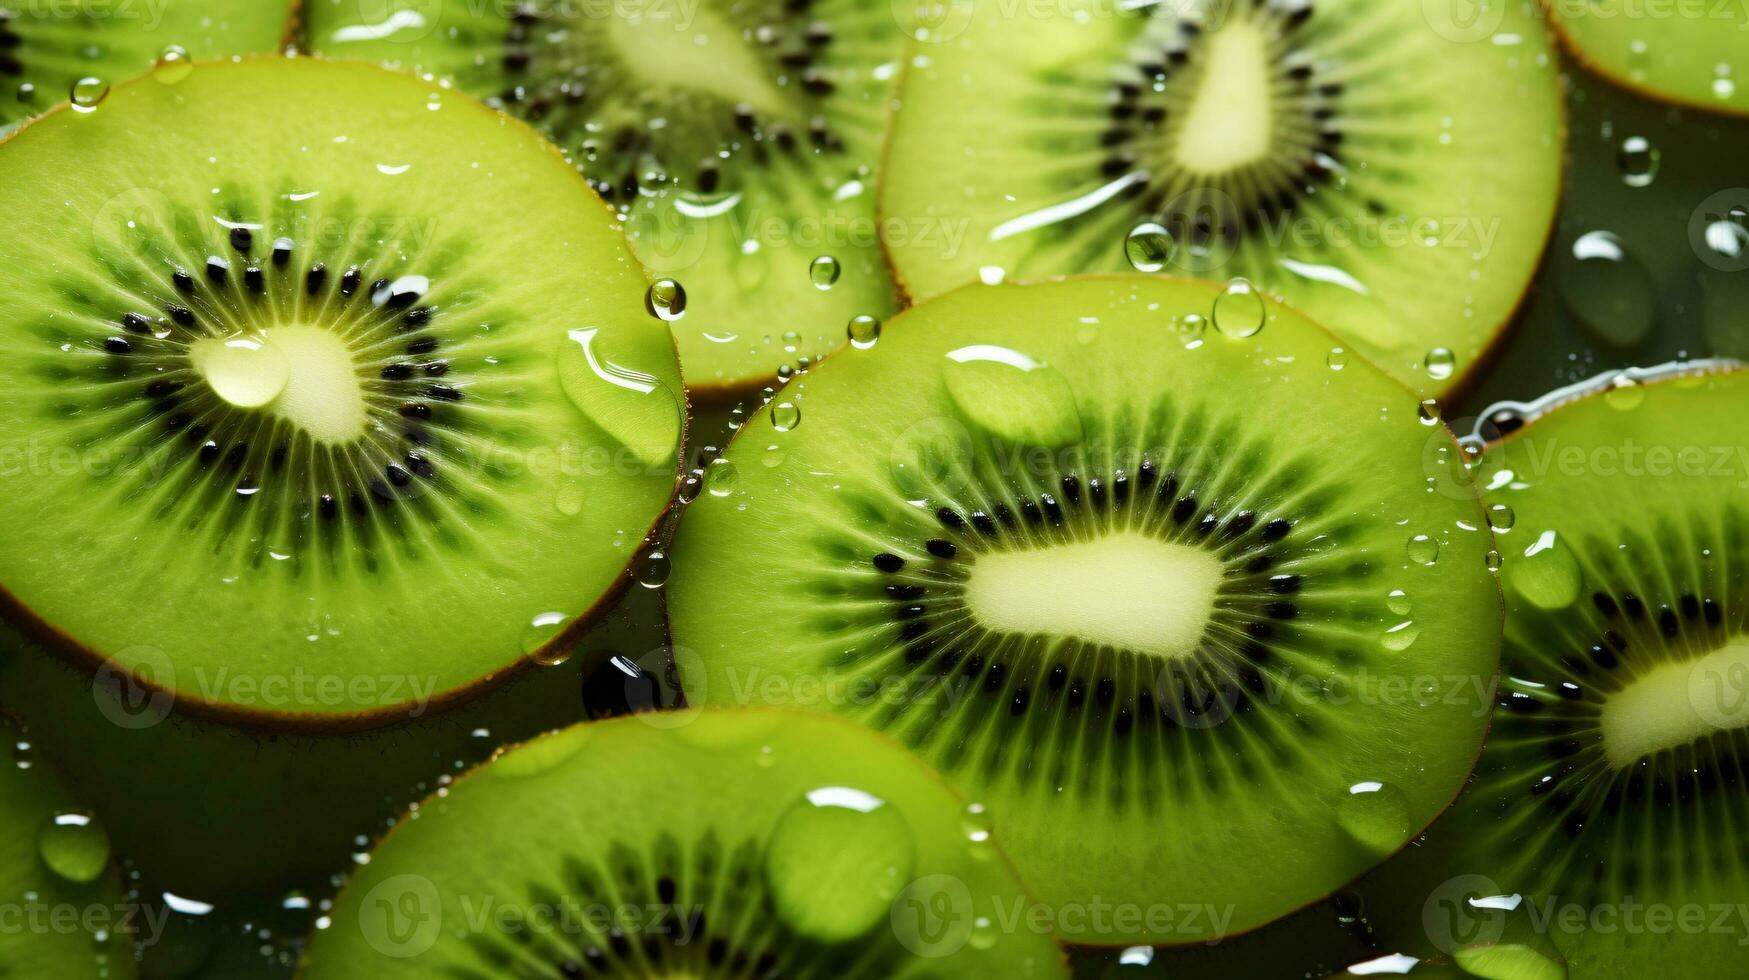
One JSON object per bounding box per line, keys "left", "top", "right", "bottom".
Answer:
{"left": 1174, "top": 21, "right": 1274, "bottom": 174}
{"left": 964, "top": 533, "right": 1223, "bottom": 659}
{"left": 1599, "top": 640, "right": 1749, "bottom": 768}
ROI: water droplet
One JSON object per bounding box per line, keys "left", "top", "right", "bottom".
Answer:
{"left": 968, "top": 916, "right": 999, "bottom": 951}
{"left": 846, "top": 314, "right": 881, "bottom": 349}
{"left": 191, "top": 337, "right": 291, "bottom": 409}
{"left": 1335, "top": 781, "right": 1411, "bottom": 854}
{"left": 808, "top": 255, "right": 841, "bottom": 290}
{"left": 1406, "top": 533, "right": 1440, "bottom": 566}
{"left": 1175, "top": 314, "right": 1207, "bottom": 349}
{"left": 1561, "top": 231, "right": 1655, "bottom": 349}
{"left": 645, "top": 279, "right": 686, "bottom": 321}
{"left": 38, "top": 812, "right": 110, "bottom": 884}
{"left": 152, "top": 45, "right": 193, "bottom": 85}
{"left": 943, "top": 345, "right": 1082, "bottom": 446}
{"left": 69, "top": 77, "right": 109, "bottom": 113}
{"left": 1485, "top": 549, "right": 1503, "bottom": 572}
{"left": 764, "top": 787, "right": 914, "bottom": 942}
{"left": 770, "top": 401, "right": 801, "bottom": 432}
{"left": 1381, "top": 621, "right": 1421, "bottom": 652}
{"left": 557, "top": 327, "right": 682, "bottom": 470}
{"left": 12, "top": 739, "right": 33, "bottom": 769}
{"left": 705, "top": 458, "right": 739, "bottom": 497}
{"left": 1124, "top": 222, "right": 1174, "bottom": 273}
{"left": 1486, "top": 503, "right": 1516, "bottom": 531}
{"left": 1617, "top": 136, "right": 1659, "bottom": 187}
{"left": 1423, "top": 348, "right": 1457, "bottom": 381}
{"left": 962, "top": 802, "right": 992, "bottom": 845}
{"left": 1509, "top": 530, "right": 1581, "bottom": 610}
{"left": 1212, "top": 279, "right": 1265, "bottom": 338}
{"left": 555, "top": 482, "right": 585, "bottom": 516}
{"left": 634, "top": 551, "right": 671, "bottom": 589}
{"left": 1418, "top": 399, "right": 1443, "bottom": 425}
{"left": 521, "top": 612, "right": 573, "bottom": 664}
{"left": 1326, "top": 347, "right": 1349, "bottom": 371}
{"left": 978, "top": 265, "right": 1005, "bottom": 286}
{"left": 1386, "top": 589, "right": 1412, "bottom": 616}
{"left": 1604, "top": 374, "right": 1645, "bottom": 410}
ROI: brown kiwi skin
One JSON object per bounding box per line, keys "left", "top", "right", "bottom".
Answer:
{"left": 0, "top": 55, "right": 690, "bottom": 734}
{"left": 1545, "top": 5, "right": 1749, "bottom": 120}
{"left": 671, "top": 272, "right": 1505, "bottom": 947}
{"left": 297, "top": 704, "right": 1071, "bottom": 976}
{"left": 872, "top": 29, "right": 1569, "bottom": 401}
{"left": 280, "top": 1, "right": 305, "bottom": 53}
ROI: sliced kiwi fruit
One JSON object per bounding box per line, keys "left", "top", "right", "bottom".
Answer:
{"left": 1326, "top": 950, "right": 1564, "bottom": 980}
{"left": 0, "top": 714, "right": 134, "bottom": 978}
{"left": 666, "top": 276, "right": 1503, "bottom": 945}
{"left": 300, "top": 709, "right": 1068, "bottom": 977}
{"left": 879, "top": 0, "right": 1564, "bottom": 397}
{"left": 302, "top": 0, "right": 905, "bottom": 398}
{"left": 1418, "top": 368, "right": 1749, "bottom": 979}
{"left": 1550, "top": 2, "right": 1749, "bottom": 117}
{"left": 0, "top": 0, "right": 293, "bottom": 129}
{"left": 0, "top": 58, "right": 684, "bottom": 728}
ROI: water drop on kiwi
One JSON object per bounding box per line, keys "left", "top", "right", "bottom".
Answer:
{"left": 153, "top": 46, "right": 193, "bottom": 85}
{"left": 1407, "top": 533, "right": 1440, "bottom": 566}
{"left": 634, "top": 551, "right": 671, "bottom": 590}
{"left": 1326, "top": 347, "right": 1350, "bottom": 371}
{"left": 1509, "top": 530, "right": 1581, "bottom": 610}
{"left": 1616, "top": 136, "right": 1659, "bottom": 187}
{"left": 69, "top": 78, "right": 109, "bottom": 113}
{"left": 770, "top": 401, "right": 801, "bottom": 432}
{"left": 521, "top": 612, "right": 572, "bottom": 664}
{"left": 809, "top": 255, "right": 841, "bottom": 289}
{"left": 705, "top": 458, "right": 739, "bottom": 497}
{"left": 1423, "top": 347, "right": 1457, "bottom": 381}
{"left": 763, "top": 787, "right": 913, "bottom": 942}
{"left": 847, "top": 314, "right": 881, "bottom": 349}
{"left": 38, "top": 811, "right": 110, "bottom": 884}
{"left": 644, "top": 278, "right": 686, "bottom": 321}
{"left": 1335, "top": 781, "right": 1410, "bottom": 855}
{"left": 1124, "top": 222, "right": 1174, "bottom": 273}
{"left": 1212, "top": 279, "right": 1265, "bottom": 338}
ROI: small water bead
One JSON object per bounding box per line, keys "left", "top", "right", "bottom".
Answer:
{"left": 677, "top": 473, "right": 704, "bottom": 504}
{"left": 645, "top": 279, "right": 687, "bottom": 321}
{"left": 1485, "top": 549, "right": 1504, "bottom": 573}
{"left": 1124, "top": 222, "right": 1175, "bottom": 273}
{"left": 968, "top": 917, "right": 999, "bottom": 951}
{"left": 781, "top": 330, "right": 801, "bottom": 353}
{"left": 38, "top": 812, "right": 111, "bottom": 884}
{"left": 1406, "top": 533, "right": 1440, "bottom": 566}
{"left": 1616, "top": 136, "right": 1660, "bottom": 187}
{"left": 1423, "top": 347, "right": 1457, "bottom": 381}
{"left": 634, "top": 550, "right": 671, "bottom": 589}
{"left": 763, "top": 787, "right": 914, "bottom": 942}
{"left": 1335, "top": 782, "right": 1411, "bottom": 855}
{"left": 555, "top": 482, "right": 585, "bottom": 516}
{"left": 847, "top": 315, "right": 881, "bottom": 349}
{"left": 69, "top": 77, "right": 109, "bottom": 112}
{"left": 1418, "top": 399, "right": 1443, "bottom": 425}
{"left": 962, "top": 802, "right": 992, "bottom": 845}
{"left": 1604, "top": 374, "right": 1645, "bottom": 410}
{"left": 1486, "top": 502, "right": 1516, "bottom": 531}
{"left": 1561, "top": 231, "right": 1655, "bottom": 349}
{"left": 1509, "top": 530, "right": 1582, "bottom": 610}
{"left": 761, "top": 443, "right": 787, "bottom": 468}
{"left": 12, "top": 739, "right": 33, "bottom": 769}
{"left": 1212, "top": 279, "right": 1265, "bottom": 338}
{"left": 808, "top": 255, "right": 841, "bottom": 289}
{"left": 1381, "top": 621, "right": 1421, "bottom": 653}
{"left": 1176, "top": 314, "right": 1207, "bottom": 349}
{"left": 1326, "top": 347, "right": 1350, "bottom": 371}
{"left": 1386, "top": 589, "right": 1412, "bottom": 616}
{"left": 943, "top": 345, "right": 1082, "bottom": 446}
{"left": 153, "top": 45, "right": 193, "bottom": 85}
{"left": 770, "top": 401, "right": 801, "bottom": 432}
{"left": 705, "top": 457, "right": 739, "bottom": 497}
{"left": 521, "top": 612, "right": 573, "bottom": 664}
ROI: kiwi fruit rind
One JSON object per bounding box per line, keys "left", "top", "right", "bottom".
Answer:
{"left": 0, "top": 58, "right": 685, "bottom": 729}
{"left": 0, "top": 714, "right": 135, "bottom": 978}
{"left": 300, "top": 708, "right": 1069, "bottom": 977}
{"left": 1415, "top": 368, "right": 1749, "bottom": 979}
{"left": 0, "top": 0, "right": 294, "bottom": 129}
{"left": 1549, "top": 2, "right": 1749, "bottom": 117}
{"left": 302, "top": 0, "right": 905, "bottom": 398}
{"left": 878, "top": 0, "right": 1564, "bottom": 397}
{"left": 666, "top": 276, "right": 1503, "bottom": 945}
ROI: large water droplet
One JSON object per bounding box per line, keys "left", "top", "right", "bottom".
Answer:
{"left": 521, "top": 612, "right": 573, "bottom": 664}
{"left": 1381, "top": 621, "right": 1421, "bottom": 652}
{"left": 1486, "top": 503, "right": 1516, "bottom": 531}
{"left": 847, "top": 314, "right": 881, "bottom": 349}
{"left": 1386, "top": 589, "right": 1412, "bottom": 616}
{"left": 38, "top": 812, "right": 110, "bottom": 884}
{"left": 1561, "top": 231, "right": 1655, "bottom": 349}
{"left": 1335, "top": 781, "right": 1410, "bottom": 854}
{"left": 645, "top": 279, "right": 686, "bottom": 322}
{"left": 557, "top": 327, "right": 682, "bottom": 470}
{"left": 1453, "top": 943, "right": 1569, "bottom": 980}
{"left": 1326, "top": 347, "right": 1350, "bottom": 371}
{"left": 1424, "top": 348, "right": 1457, "bottom": 381}
{"left": 1406, "top": 533, "right": 1440, "bottom": 566}
{"left": 1124, "top": 222, "right": 1174, "bottom": 273}
{"left": 1212, "top": 279, "right": 1265, "bottom": 338}
{"left": 705, "top": 458, "right": 739, "bottom": 497}
{"left": 635, "top": 551, "right": 671, "bottom": 589}
{"left": 770, "top": 401, "right": 801, "bottom": 432}
{"left": 1617, "top": 136, "right": 1660, "bottom": 187}
{"left": 809, "top": 255, "right": 841, "bottom": 290}
{"left": 943, "top": 345, "right": 1082, "bottom": 446}
{"left": 1418, "top": 399, "right": 1443, "bottom": 426}
{"left": 153, "top": 46, "right": 193, "bottom": 85}
{"left": 1509, "top": 530, "right": 1582, "bottom": 610}
{"left": 191, "top": 337, "right": 291, "bottom": 409}
{"left": 69, "top": 77, "right": 109, "bottom": 112}
{"left": 764, "top": 787, "right": 915, "bottom": 942}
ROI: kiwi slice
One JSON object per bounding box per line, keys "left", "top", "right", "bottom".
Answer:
{"left": 0, "top": 58, "right": 684, "bottom": 728}
{"left": 1550, "top": 2, "right": 1749, "bottom": 117}
{"left": 1422, "top": 369, "right": 1749, "bottom": 979}
{"left": 1327, "top": 951, "right": 1564, "bottom": 980}
{"left": 302, "top": 0, "right": 905, "bottom": 398}
{"left": 879, "top": 0, "right": 1564, "bottom": 397}
{"left": 666, "top": 276, "right": 1503, "bottom": 945}
{"left": 0, "top": 0, "right": 292, "bottom": 129}
{"left": 300, "top": 709, "right": 1068, "bottom": 977}
{"left": 0, "top": 715, "right": 134, "bottom": 978}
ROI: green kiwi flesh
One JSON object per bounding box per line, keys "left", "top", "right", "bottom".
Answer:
{"left": 1429, "top": 369, "right": 1749, "bottom": 979}
{"left": 0, "top": 59, "right": 684, "bottom": 727}
{"left": 667, "top": 276, "right": 1503, "bottom": 945}
{"left": 879, "top": 0, "right": 1564, "bottom": 397}
{"left": 1326, "top": 950, "right": 1565, "bottom": 980}
{"left": 303, "top": 0, "right": 905, "bottom": 397}
{"left": 1551, "top": 3, "right": 1749, "bottom": 117}
{"left": 0, "top": 0, "right": 292, "bottom": 128}
{"left": 0, "top": 714, "right": 134, "bottom": 978}
{"left": 299, "top": 708, "right": 1069, "bottom": 977}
